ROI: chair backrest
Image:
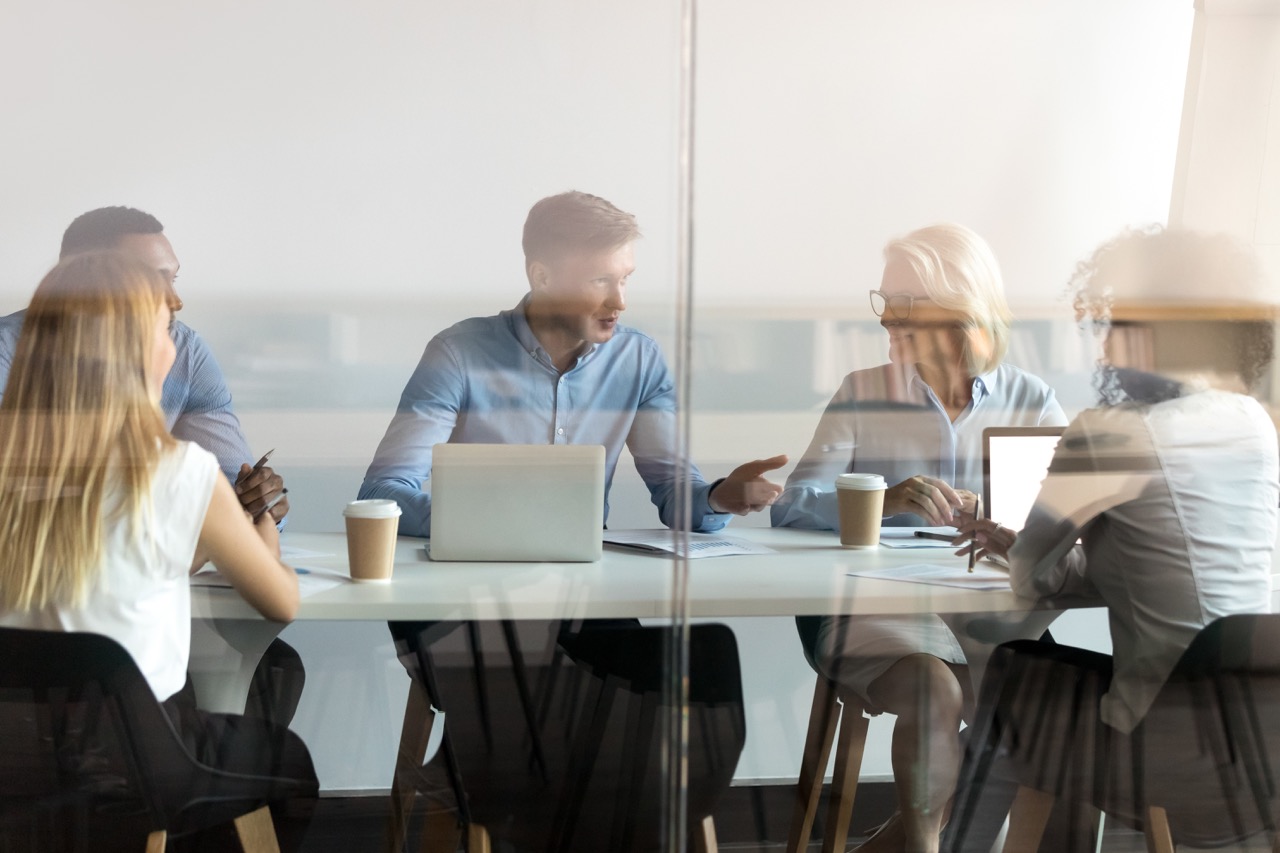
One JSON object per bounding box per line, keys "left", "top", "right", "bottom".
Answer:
{"left": 0, "top": 627, "right": 190, "bottom": 846}
{"left": 0, "top": 625, "right": 313, "bottom": 850}
{"left": 1166, "top": 613, "right": 1280, "bottom": 679}
{"left": 1138, "top": 614, "right": 1280, "bottom": 848}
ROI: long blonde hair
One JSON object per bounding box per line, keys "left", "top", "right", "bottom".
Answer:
{"left": 0, "top": 251, "right": 174, "bottom": 610}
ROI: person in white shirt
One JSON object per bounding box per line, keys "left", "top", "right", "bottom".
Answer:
{"left": 952, "top": 227, "right": 1277, "bottom": 846}
{"left": 0, "top": 251, "right": 318, "bottom": 850}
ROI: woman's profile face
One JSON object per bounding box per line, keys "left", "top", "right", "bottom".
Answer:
{"left": 149, "top": 302, "right": 176, "bottom": 400}
{"left": 876, "top": 259, "right": 972, "bottom": 369}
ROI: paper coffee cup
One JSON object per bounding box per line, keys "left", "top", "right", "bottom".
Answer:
{"left": 835, "top": 473, "right": 886, "bottom": 549}
{"left": 342, "top": 500, "right": 402, "bottom": 583}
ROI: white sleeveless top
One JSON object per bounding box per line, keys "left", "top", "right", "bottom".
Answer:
{"left": 0, "top": 441, "right": 218, "bottom": 700}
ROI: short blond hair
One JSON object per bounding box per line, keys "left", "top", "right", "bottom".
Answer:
{"left": 522, "top": 191, "right": 641, "bottom": 265}
{"left": 884, "top": 223, "right": 1011, "bottom": 376}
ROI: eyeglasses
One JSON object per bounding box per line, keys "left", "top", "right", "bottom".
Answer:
{"left": 869, "top": 290, "right": 922, "bottom": 320}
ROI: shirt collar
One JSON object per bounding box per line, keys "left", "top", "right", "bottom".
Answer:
{"left": 906, "top": 363, "right": 998, "bottom": 404}
{"left": 504, "top": 294, "right": 601, "bottom": 370}
{"left": 972, "top": 368, "right": 997, "bottom": 403}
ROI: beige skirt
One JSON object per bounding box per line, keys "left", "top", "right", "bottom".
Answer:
{"left": 811, "top": 611, "right": 1060, "bottom": 714}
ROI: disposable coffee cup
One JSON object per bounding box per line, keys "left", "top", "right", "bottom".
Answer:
{"left": 835, "top": 473, "right": 887, "bottom": 549}
{"left": 342, "top": 500, "right": 402, "bottom": 583}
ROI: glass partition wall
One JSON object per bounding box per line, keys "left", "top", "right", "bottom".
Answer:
{"left": 4, "top": 1, "right": 1280, "bottom": 851}
{"left": 0, "top": 2, "right": 708, "bottom": 851}
{"left": 688, "top": 1, "right": 1280, "bottom": 851}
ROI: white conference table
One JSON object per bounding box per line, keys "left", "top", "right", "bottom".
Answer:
{"left": 189, "top": 527, "right": 1037, "bottom": 713}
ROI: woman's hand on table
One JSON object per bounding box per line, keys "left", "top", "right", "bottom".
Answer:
{"left": 953, "top": 517, "right": 1017, "bottom": 564}
{"left": 883, "top": 475, "right": 965, "bottom": 525}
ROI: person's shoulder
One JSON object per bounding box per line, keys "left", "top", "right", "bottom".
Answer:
{"left": 0, "top": 309, "right": 25, "bottom": 340}
{"left": 992, "top": 363, "right": 1057, "bottom": 398}
{"left": 611, "top": 322, "right": 661, "bottom": 350}
{"left": 155, "top": 439, "right": 221, "bottom": 492}
{"left": 827, "top": 363, "right": 911, "bottom": 401}
{"left": 163, "top": 438, "right": 219, "bottom": 471}
{"left": 169, "top": 318, "right": 205, "bottom": 352}
{"left": 604, "top": 324, "right": 672, "bottom": 373}
{"left": 432, "top": 312, "right": 509, "bottom": 348}
{"left": 842, "top": 363, "right": 898, "bottom": 381}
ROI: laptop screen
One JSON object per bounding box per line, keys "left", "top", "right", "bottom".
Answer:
{"left": 982, "top": 427, "right": 1065, "bottom": 532}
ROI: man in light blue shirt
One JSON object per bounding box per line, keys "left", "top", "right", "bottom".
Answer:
{"left": 360, "top": 191, "right": 787, "bottom": 535}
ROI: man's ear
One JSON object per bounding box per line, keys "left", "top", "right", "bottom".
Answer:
{"left": 528, "top": 260, "right": 550, "bottom": 291}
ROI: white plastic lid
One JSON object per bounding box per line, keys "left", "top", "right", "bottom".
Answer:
{"left": 343, "top": 499, "right": 403, "bottom": 519}
{"left": 835, "top": 473, "right": 886, "bottom": 491}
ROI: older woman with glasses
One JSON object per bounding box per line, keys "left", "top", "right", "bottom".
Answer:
{"left": 772, "top": 223, "right": 1066, "bottom": 853}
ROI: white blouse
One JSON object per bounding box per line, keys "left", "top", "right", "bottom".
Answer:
{"left": 0, "top": 441, "right": 218, "bottom": 700}
{"left": 1010, "top": 390, "right": 1278, "bottom": 732}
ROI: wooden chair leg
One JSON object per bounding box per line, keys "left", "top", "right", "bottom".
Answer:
{"left": 419, "top": 809, "right": 462, "bottom": 853}
{"left": 233, "top": 805, "right": 281, "bottom": 853}
{"left": 786, "top": 676, "right": 841, "bottom": 853}
{"left": 1144, "top": 806, "right": 1175, "bottom": 853}
{"left": 145, "top": 830, "right": 167, "bottom": 853}
{"left": 821, "top": 696, "right": 868, "bottom": 853}
{"left": 691, "top": 815, "right": 718, "bottom": 853}
{"left": 387, "top": 680, "right": 437, "bottom": 853}
{"left": 1002, "top": 786, "right": 1054, "bottom": 853}
{"left": 465, "top": 823, "right": 491, "bottom": 853}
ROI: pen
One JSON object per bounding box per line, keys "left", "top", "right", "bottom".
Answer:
{"left": 969, "top": 495, "right": 982, "bottom": 573}
{"left": 237, "top": 448, "right": 275, "bottom": 485}
{"left": 254, "top": 488, "right": 289, "bottom": 520}
{"left": 913, "top": 531, "right": 955, "bottom": 542}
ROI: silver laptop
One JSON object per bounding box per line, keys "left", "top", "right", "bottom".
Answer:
{"left": 428, "top": 444, "right": 605, "bottom": 562}
{"left": 982, "top": 427, "right": 1065, "bottom": 532}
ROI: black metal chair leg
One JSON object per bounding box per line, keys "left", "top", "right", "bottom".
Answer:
{"left": 500, "top": 619, "right": 550, "bottom": 783}
{"left": 464, "top": 621, "right": 494, "bottom": 751}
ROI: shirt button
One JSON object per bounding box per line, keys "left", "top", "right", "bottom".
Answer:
{"left": 557, "top": 428, "right": 565, "bottom": 436}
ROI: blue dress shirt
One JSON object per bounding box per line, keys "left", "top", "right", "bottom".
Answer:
{"left": 0, "top": 310, "right": 254, "bottom": 484}
{"left": 358, "top": 297, "right": 729, "bottom": 538}
{"left": 772, "top": 361, "right": 1068, "bottom": 530}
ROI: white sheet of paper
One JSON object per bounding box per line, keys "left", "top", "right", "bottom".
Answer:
{"left": 281, "top": 544, "right": 334, "bottom": 561}
{"left": 879, "top": 526, "right": 960, "bottom": 549}
{"left": 191, "top": 566, "right": 348, "bottom": 598}
{"left": 604, "top": 529, "right": 776, "bottom": 559}
{"left": 848, "top": 562, "right": 1010, "bottom": 590}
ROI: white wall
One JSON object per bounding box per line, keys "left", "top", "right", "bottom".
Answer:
{"left": 693, "top": 0, "right": 1192, "bottom": 311}
{"left": 0, "top": 1, "right": 1199, "bottom": 792}
{"left": 1171, "top": 0, "right": 1280, "bottom": 282}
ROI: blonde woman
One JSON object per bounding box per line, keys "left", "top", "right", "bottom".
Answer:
{"left": 0, "top": 251, "right": 316, "bottom": 849}
{"left": 773, "top": 224, "right": 1066, "bottom": 853}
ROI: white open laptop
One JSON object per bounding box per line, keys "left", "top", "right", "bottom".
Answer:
{"left": 427, "top": 443, "right": 606, "bottom": 562}
{"left": 982, "top": 426, "right": 1066, "bottom": 531}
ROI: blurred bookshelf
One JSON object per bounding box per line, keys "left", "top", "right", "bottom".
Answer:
{"left": 1105, "top": 301, "right": 1280, "bottom": 405}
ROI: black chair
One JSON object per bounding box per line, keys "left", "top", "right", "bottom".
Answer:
{"left": 547, "top": 621, "right": 746, "bottom": 853}
{"left": 384, "top": 620, "right": 546, "bottom": 853}
{"left": 945, "top": 614, "right": 1280, "bottom": 853}
{"left": 0, "top": 627, "right": 310, "bottom": 852}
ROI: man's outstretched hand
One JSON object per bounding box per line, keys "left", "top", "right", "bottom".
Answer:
{"left": 708, "top": 454, "right": 789, "bottom": 516}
